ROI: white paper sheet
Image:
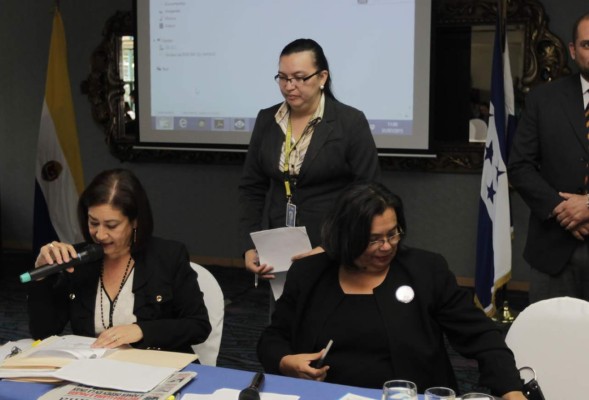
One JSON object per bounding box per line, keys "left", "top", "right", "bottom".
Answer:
{"left": 54, "top": 359, "right": 176, "bottom": 392}
{"left": 182, "top": 388, "right": 299, "bottom": 400}
{"left": 269, "top": 272, "right": 287, "bottom": 300}
{"left": 339, "top": 394, "right": 377, "bottom": 400}
{"left": 250, "top": 227, "right": 312, "bottom": 273}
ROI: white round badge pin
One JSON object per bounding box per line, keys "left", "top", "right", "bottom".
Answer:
{"left": 395, "top": 285, "right": 414, "bottom": 303}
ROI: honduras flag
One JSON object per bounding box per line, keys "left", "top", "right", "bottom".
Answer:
{"left": 474, "top": 17, "right": 516, "bottom": 316}
{"left": 33, "top": 7, "right": 84, "bottom": 253}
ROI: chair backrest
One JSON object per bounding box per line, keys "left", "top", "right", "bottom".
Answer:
{"left": 190, "top": 262, "right": 224, "bottom": 366}
{"left": 505, "top": 296, "right": 589, "bottom": 399}
{"left": 468, "top": 118, "right": 488, "bottom": 142}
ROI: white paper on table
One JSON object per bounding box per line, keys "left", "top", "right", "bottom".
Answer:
{"left": 0, "top": 339, "right": 35, "bottom": 360}
{"left": 29, "top": 335, "right": 109, "bottom": 360}
{"left": 339, "top": 394, "right": 377, "bottom": 400}
{"left": 54, "top": 358, "right": 176, "bottom": 392}
{"left": 250, "top": 227, "right": 312, "bottom": 273}
{"left": 182, "top": 388, "right": 299, "bottom": 400}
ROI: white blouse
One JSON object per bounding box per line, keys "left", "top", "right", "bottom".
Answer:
{"left": 94, "top": 269, "right": 137, "bottom": 334}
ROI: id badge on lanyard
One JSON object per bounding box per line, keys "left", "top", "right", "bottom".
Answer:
{"left": 284, "top": 118, "right": 297, "bottom": 227}
{"left": 286, "top": 200, "right": 296, "bottom": 227}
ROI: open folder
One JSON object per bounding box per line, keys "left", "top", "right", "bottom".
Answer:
{"left": 1, "top": 334, "right": 197, "bottom": 369}
{"left": 0, "top": 335, "right": 197, "bottom": 392}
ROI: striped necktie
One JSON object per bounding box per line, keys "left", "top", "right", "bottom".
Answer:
{"left": 586, "top": 101, "right": 589, "bottom": 132}
{"left": 585, "top": 101, "right": 589, "bottom": 192}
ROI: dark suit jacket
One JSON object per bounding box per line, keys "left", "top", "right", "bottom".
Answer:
{"left": 28, "top": 237, "right": 211, "bottom": 354}
{"left": 258, "top": 249, "right": 522, "bottom": 396}
{"left": 508, "top": 74, "right": 588, "bottom": 275}
{"left": 238, "top": 97, "right": 380, "bottom": 251}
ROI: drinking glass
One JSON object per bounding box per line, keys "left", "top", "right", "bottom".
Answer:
{"left": 460, "top": 394, "right": 494, "bottom": 399}
{"left": 382, "top": 379, "right": 418, "bottom": 400}
{"left": 424, "top": 386, "right": 456, "bottom": 400}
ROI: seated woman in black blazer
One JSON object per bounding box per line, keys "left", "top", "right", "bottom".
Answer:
{"left": 258, "top": 182, "right": 526, "bottom": 399}
{"left": 28, "top": 168, "right": 211, "bottom": 354}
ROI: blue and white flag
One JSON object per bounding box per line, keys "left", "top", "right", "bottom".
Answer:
{"left": 33, "top": 7, "right": 84, "bottom": 253}
{"left": 474, "top": 20, "right": 516, "bottom": 315}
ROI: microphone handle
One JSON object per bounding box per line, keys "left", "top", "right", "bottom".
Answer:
{"left": 20, "top": 254, "right": 83, "bottom": 283}
{"left": 249, "top": 372, "right": 264, "bottom": 390}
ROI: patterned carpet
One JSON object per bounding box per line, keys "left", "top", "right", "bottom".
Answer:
{"left": 0, "top": 250, "right": 525, "bottom": 394}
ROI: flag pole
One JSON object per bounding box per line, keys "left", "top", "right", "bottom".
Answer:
{"left": 495, "top": 0, "right": 517, "bottom": 324}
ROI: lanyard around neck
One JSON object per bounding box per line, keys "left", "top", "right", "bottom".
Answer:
{"left": 283, "top": 118, "right": 294, "bottom": 199}
{"left": 283, "top": 114, "right": 320, "bottom": 199}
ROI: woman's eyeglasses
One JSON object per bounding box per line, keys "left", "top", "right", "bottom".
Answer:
{"left": 274, "top": 70, "right": 321, "bottom": 86}
{"left": 368, "top": 227, "right": 404, "bottom": 248}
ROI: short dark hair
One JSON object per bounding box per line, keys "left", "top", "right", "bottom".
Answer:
{"left": 321, "top": 181, "right": 406, "bottom": 268}
{"left": 572, "top": 12, "right": 589, "bottom": 43}
{"left": 77, "top": 169, "right": 153, "bottom": 251}
{"left": 280, "top": 38, "right": 336, "bottom": 100}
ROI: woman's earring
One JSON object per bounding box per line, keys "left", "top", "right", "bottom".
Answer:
{"left": 133, "top": 228, "right": 137, "bottom": 244}
{"left": 320, "top": 85, "right": 324, "bottom": 90}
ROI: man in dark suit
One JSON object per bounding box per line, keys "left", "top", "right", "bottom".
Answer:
{"left": 508, "top": 12, "right": 589, "bottom": 302}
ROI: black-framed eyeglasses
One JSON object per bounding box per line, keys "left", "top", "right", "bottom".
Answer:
{"left": 274, "top": 70, "right": 321, "bottom": 86}
{"left": 368, "top": 227, "right": 404, "bottom": 248}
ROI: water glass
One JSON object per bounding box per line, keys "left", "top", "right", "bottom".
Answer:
{"left": 459, "top": 394, "right": 494, "bottom": 399}
{"left": 382, "top": 379, "right": 418, "bottom": 400}
{"left": 424, "top": 386, "right": 456, "bottom": 400}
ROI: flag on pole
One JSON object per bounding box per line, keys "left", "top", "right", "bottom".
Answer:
{"left": 474, "top": 14, "right": 516, "bottom": 316}
{"left": 33, "top": 6, "right": 84, "bottom": 253}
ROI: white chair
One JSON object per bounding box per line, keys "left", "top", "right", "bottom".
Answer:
{"left": 505, "top": 297, "right": 589, "bottom": 399}
{"left": 468, "top": 118, "right": 488, "bottom": 143}
{"left": 190, "top": 262, "right": 224, "bottom": 366}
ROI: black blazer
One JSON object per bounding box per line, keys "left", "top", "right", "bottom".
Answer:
{"left": 238, "top": 97, "right": 380, "bottom": 251}
{"left": 508, "top": 74, "right": 588, "bottom": 274}
{"left": 258, "top": 249, "right": 522, "bottom": 396}
{"left": 28, "top": 237, "right": 211, "bottom": 354}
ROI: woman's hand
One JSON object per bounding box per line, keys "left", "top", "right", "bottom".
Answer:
{"left": 291, "top": 246, "right": 325, "bottom": 261}
{"left": 278, "top": 351, "right": 329, "bottom": 381}
{"left": 35, "top": 241, "right": 78, "bottom": 272}
{"left": 244, "top": 248, "right": 275, "bottom": 279}
{"left": 501, "top": 391, "right": 527, "bottom": 400}
{"left": 92, "top": 324, "right": 143, "bottom": 349}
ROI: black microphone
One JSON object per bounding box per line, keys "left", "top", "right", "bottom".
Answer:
{"left": 238, "top": 372, "right": 265, "bottom": 400}
{"left": 20, "top": 243, "right": 104, "bottom": 283}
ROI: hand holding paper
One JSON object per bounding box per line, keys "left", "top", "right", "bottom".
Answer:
{"left": 250, "top": 227, "right": 312, "bottom": 273}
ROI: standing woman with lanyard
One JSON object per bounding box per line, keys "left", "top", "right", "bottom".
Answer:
{"left": 239, "top": 38, "right": 380, "bottom": 281}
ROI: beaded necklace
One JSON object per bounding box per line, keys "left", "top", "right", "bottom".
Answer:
{"left": 99, "top": 254, "right": 133, "bottom": 330}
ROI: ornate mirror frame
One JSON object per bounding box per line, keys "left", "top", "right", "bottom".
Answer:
{"left": 382, "top": 0, "right": 570, "bottom": 172}
{"left": 437, "top": 0, "right": 569, "bottom": 92}
{"left": 83, "top": 0, "right": 570, "bottom": 170}
{"left": 81, "top": 11, "right": 134, "bottom": 157}
{"left": 80, "top": 10, "right": 247, "bottom": 164}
